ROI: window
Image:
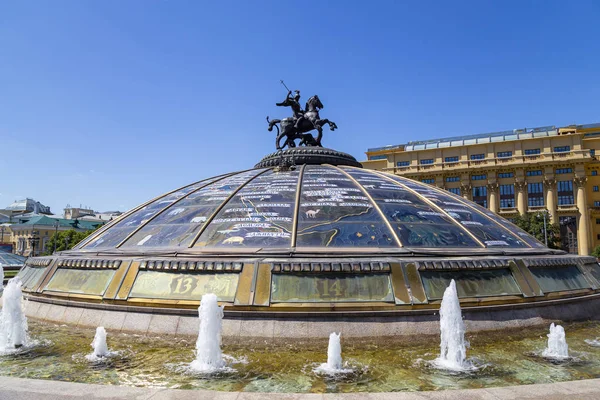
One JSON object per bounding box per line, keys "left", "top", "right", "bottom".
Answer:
{"left": 556, "top": 168, "right": 573, "bottom": 174}
{"left": 596, "top": 218, "right": 600, "bottom": 224}
{"left": 591, "top": 149, "right": 596, "bottom": 157}
{"left": 524, "top": 148, "right": 541, "bottom": 155}
{"left": 558, "top": 180, "right": 574, "bottom": 205}
{"left": 445, "top": 156, "right": 459, "bottom": 163}
{"left": 448, "top": 188, "right": 461, "bottom": 195}
{"left": 422, "top": 178, "right": 435, "bottom": 184}
{"left": 526, "top": 170, "right": 542, "bottom": 176}
{"left": 500, "top": 184, "right": 515, "bottom": 209}
{"left": 420, "top": 270, "right": 521, "bottom": 299}
{"left": 397, "top": 161, "right": 410, "bottom": 167}
{"left": 470, "top": 153, "right": 485, "bottom": 160}
{"left": 446, "top": 176, "right": 460, "bottom": 182}
{"left": 271, "top": 274, "right": 394, "bottom": 303}
{"left": 472, "top": 174, "right": 486, "bottom": 181}
{"left": 498, "top": 172, "right": 514, "bottom": 178}
{"left": 554, "top": 146, "right": 570, "bottom": 153}
{"left": 497, "top": 151, "right": 512, "bottom": 158}
{"left": 528, "top": 182, "right": 544, "bottom": 207}
{"left": 594, "top": 186, "right": 599, "bottom": 192}
{"left": 595, "top": 201, "right": 600, "bottom": 207}
{"left": 472, "top": 186, "right": 488, "bottom": 208}
{"left": 369, "top": 155, "right": 387, "bottom": 160}
{"left": 529, "top": 266, "right": 590, "bottom": 292}
{"left": 420, "top": 159, "right": 434, "bottom": 165}
{"left": 592, "top": 170, "right": 598, "bottom": 176}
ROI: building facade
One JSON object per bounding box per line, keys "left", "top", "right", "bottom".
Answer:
{"left": 362, "top": 123, "right": 600, "bottom": 255}
{"left": 7, "top": 215, "right": 105, "bottom": 257}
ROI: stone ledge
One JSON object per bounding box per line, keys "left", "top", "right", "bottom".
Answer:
{"left": 0, "top": 376, "right": 598, "bottom": 399}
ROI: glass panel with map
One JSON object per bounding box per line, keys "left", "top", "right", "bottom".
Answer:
{"left": 384, "top": 174, "right": 530, "bottom": 248}
{"left": 120, "top": 170, "right": 264, "bottom": 248}
{"left": 295, "top": 166, "right": 396, "bottom": 248}
{"left": 343, "top": 168, "right": 478, "bottom": 248}
{"left": 83, "top": 177, "right": 221, "bottom": 249}
{"left": 195, "top": 169, "right": 299, "bottom": 248}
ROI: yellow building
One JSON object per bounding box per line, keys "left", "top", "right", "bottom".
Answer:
{"left": 362, "top": 123, "right": 600, "bottom": 255}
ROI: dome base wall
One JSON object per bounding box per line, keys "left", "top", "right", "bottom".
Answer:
{"left": 24, "top": 292, "right": 600, "bottom": 340}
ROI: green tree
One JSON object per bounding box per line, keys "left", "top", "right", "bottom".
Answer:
{"left": 511, "top": 212, "right": 561, "bottom": 249}
{"left": 591, "top": 245, "right": 600, "bottom": 259}
{"left": 42, "top": 228, "right": 98, "bottom": 255}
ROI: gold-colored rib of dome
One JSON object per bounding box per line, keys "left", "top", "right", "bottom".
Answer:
{"left": 290, "top": 164, "right": 307, "bottom": 249}
{"left": 77, "top": 171, "right": 234, "bottom": 250}
{"left": 187, "top": 168, "right": 272, "bottom": 248}
{"left": 355, "top": 167, "right": 486, "bottom": 248}
{"left": 114, "top": 169, "right": 249, "bottom": 249}
{"left": 329, "top": 165, "right": 404, "bottom": 248}
{"left": 376, "top": 169, "right": 533, "bottom": 248}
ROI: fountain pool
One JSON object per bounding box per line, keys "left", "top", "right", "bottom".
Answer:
{"left": 1, "top": 320, "right": 600, "bottom": 393}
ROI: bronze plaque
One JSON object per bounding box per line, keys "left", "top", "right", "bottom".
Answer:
{"left": 45, "top": 269, "right": 115, "bottom": 296}
{"left": 271, "top": 274, "right": 394, "bottom": 303}
{"left": 129, "top": 271, "right": 239, "bottom": 301}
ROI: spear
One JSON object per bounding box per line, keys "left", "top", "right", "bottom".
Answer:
{"left": 280, "top": 79, "right": 291, "bottom": 93}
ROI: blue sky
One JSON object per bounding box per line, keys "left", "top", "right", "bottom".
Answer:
{"left": 1, "top": 1, "right": 599, "bottom": 214}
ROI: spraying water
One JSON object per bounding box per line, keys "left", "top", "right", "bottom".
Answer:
{"left": 542, "top": 323, "right": 569, "bottom": 359}
{"left": 432, "top": 279, "right": 474, "bottom": 371}
{"left": 88, "top": 327, "right": 109, "bottom": 359}
{"left": 326, "top": 332, "right": 343, "bottom": 370}
{"left": 314, "top": 332, "right": 355, "bottom": 375}
{"left": 0, "top": 277, "right": 29, "bottom": 352}
{"left": 190, "top": 293, "right": 225, "bottom": 373}
{"left": 0, "top": 263, "right": 4, "bottom": 288}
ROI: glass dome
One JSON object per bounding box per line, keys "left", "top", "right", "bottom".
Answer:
{"left": 76, "top": 165, "right": 546, "bottom": 254}
{"left": 0, "top": 250, "right": 25, "bottom": 266}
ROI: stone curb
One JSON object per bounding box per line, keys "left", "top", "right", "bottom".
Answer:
{"left": 0, "top": 376, "right": 599, "bottom": 400}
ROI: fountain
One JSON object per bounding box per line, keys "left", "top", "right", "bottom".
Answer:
{"left": 189, "top": 293, "right": 226, "bottom": 373}
{"left": 542, "top": 323, "right": 569, "bottom": 359}
{"left": 432, "top": 279, "right": 474, "bottom": 371}
{"left": 86, "top": 327, "right": 109, "bottom": 360}
{"left": 0, "top": 277, "right": 29, "bottom": 352}
{"left": 314, "top": 332, "right": 352, "bottom": 375}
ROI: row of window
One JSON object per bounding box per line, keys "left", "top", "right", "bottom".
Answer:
{"left": 402, "top": 165, "right": 581, "bottom": 176}
{"left": 498, "top": 172, "right": 514, "bottom": 178}
{"left": 383, "top": 145, "right": 579, "bottom": 164}
{"left": 443, "top": 181, "right": 577, "bottom": 208}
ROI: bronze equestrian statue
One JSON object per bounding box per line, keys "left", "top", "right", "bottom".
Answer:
{"left": 267, "top": 88, "right": 338, "bottom": 150}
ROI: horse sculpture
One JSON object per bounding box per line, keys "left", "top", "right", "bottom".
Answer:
{"left": 267, "top": 93, "right": 338, "bottom": 150}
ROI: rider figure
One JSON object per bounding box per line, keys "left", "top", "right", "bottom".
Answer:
{"left": 291, "top": 90, "right": 310, "bottom": 130}
{"left": 276, "top": 90, "right": 304, "bottom": 119}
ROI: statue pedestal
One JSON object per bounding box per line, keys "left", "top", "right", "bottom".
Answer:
{"left": 254, "top": 147, "right": 363, "bottom": 169}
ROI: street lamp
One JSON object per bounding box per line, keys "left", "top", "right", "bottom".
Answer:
{"left": 537, "top": 210, "right": 549, "bottom": 247}
{"left": 64, "top": 235, "right": 70, "bottom": 251}
{"left": 28, "top": 231, "right": 39, "bottom": 257}
{"left": 52, "top": 220, "right": 60, "bottom": 254}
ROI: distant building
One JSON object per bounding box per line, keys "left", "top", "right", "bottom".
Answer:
{"left": 362, "top": 122, "right": 600, "bottom": 255}
{"left": 7, "top": 215, "right": 105, "bottom": 257}
{"left": 0, "top": 198, "right": 52, "bottom": 217}
{"left": 63, "top": 205, "right": 122, "bottom": 222}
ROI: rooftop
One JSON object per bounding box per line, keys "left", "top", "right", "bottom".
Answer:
{"left": 3, "top": 198, "right": 51, "bottom": 215}
{"left": 367, "top": 122, "right": 600, "bottom": 153}
{"left": 11, "top": 215, "right": 104, "bottom": 231}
